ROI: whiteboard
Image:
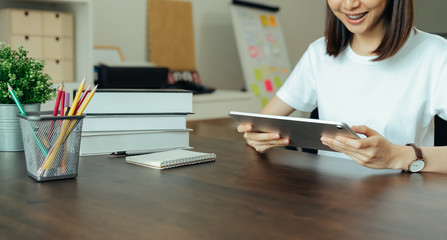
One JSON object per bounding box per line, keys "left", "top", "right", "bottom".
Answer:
{"left": 230, "top": 1, "right": 291, "bottom": 107}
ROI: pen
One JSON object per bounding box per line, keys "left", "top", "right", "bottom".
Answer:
{"left": 64, "top": 92, "right": 70, "bottom": 115}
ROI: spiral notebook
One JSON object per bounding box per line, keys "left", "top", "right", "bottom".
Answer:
{"left": 125, "top": 149, "right": 216, "bottom": 169}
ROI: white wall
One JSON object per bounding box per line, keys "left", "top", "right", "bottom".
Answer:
{"left": 92, "top": 0, "right": 447, "bottom": 90}
{"left": 92, "top": 0, "right": 325, "bottom": 90}
{"left": 414, "top": 0, "right": 447, "bottom": 33}
{"left": 92, "top": 0, "right": 147, "bottom": 62}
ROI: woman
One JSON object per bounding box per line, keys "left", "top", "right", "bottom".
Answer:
{"left": 237, "top": 0, "right": 447, "bottom": 173}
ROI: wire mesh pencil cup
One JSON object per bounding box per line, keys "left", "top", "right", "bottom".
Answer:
{"left": 18, "top": 111, "right": 86, "bottom": 182}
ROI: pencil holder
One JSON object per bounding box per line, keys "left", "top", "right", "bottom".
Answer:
{"left": 18, "top": 111, "right": 86, "bottom": 182}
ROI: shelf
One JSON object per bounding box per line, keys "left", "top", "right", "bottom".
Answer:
{"left": 11, "top": 0, "right": 90, "bottom": 4}
{"left": 188, "top": 89, "right": 262, "bottom": 121}
{"left": 0, "top": 0, "right": 94, "bottom": 111}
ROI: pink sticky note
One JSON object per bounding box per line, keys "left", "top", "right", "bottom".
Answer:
{"left": 248, "top": 46, "right": 258, "bottom": 58}
{"left": 264, "top": 79, "right": 273, "bottom": 92}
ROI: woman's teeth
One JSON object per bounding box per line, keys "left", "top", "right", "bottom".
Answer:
{"left": 347, "top": 13, "right": 367, "bottom": 20}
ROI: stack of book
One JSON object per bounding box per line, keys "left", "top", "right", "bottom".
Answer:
{"left": 78, "top": 89, "right": 193, "bottom": 156}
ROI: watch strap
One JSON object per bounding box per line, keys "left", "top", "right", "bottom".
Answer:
{"left": 406, "top": 143, "right": 423, "bottom": 160}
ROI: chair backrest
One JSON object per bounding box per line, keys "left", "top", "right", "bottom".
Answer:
{"left": 302, "top": 108, "right": 447, "bottom": 154}
{"left": 435, "top": 115, "right": 447, "bottom": 146}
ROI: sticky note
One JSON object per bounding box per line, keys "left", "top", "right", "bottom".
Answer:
{"left": 250, "top": 84, "right": 261, "bottom": 96}
{"left": 248, "top": 46, "right": 258, "bottom": 58}
{"left": 274, "top": 76, "right": 282, "bottom": 88}
{"left": 254, "top": 69, "right": 263, "bottom": 81}
{"left": 269, "top": 15, "right": 277, "bottom": 27}
{"left": 261, "top": 66, "right": 269, "bottom": 78}
{"left": 260, "top": 15, "right": 269, "bottom": 26}
{"left": 264, "top": 79, "right": 274, "bottom": 92}
{"left": 261, "top": 97, "right": 269, "bottom": 107}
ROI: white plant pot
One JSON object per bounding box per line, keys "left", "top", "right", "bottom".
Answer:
{"left": 0, "top": 103, "right": 40, "bottom": 151}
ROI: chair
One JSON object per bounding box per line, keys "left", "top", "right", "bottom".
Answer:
{"left": 435, "top": 115, "right": 447, "bottom": 146}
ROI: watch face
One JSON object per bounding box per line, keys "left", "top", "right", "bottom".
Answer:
{"left": 409, "top": 160, "right": 425, "bottom": 173}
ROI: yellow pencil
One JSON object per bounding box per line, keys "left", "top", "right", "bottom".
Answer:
{"left": 76, "top": 85, "right": 98, "bottom": 115}
{"left": 67, "top": 77, "right": 86, "bottom": 116}
{"left": 38, "top": 77, "right": 86, "bottom": 174}
{"left": 39, "top": 83, "right": 98, "bottom": 175}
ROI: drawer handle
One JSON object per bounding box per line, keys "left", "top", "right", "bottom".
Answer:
{"left": 55, "top": 13, "right": 60, "bottom": 18}
{"left": 24, "top": 11, "right": 29, "bottom": 16}
{"left": 55, "top": 37, "right": 60, "bottom": 41}
{"left": 25, "top": 35, "right": 29, "bottom": 40}
{"left": 56, "top": 60, "right": 60, "bottom": 64}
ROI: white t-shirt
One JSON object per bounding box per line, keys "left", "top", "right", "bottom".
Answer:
{"left": 276, "top": 29, "right": 447, "bottom": 159}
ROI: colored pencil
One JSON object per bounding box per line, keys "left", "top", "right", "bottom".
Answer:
{"left": 67, "top": 77, "right": 86, "bottom": 116}
{"left": 7, "top": 83, "right": 48, "bottom": 155}
{"left": 7, "top": 84, "right": 26, "bottom": 116}
{"left": 60, "top": 87, "right": 65, "bottom": 116}
{"left": 39, "top": 79, "right": 97, "bottom": 176}
{"left": 64, "top": 92, "right": 70, "bottom": 115}
{"left": 52, "top": 84, "right": 63, "bottom": 116}
{"left": 76, "top": 85, "right": 98, "bottom": 115}
{"left": 74, "top": 84, "right": 92, "bottom": 113}
{"left": 48, "top": 84, "right": 64, "bottom": 138}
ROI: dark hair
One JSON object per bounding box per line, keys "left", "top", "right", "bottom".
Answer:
{"left": 325, "top": 0, "right": 414, "bottom": 61}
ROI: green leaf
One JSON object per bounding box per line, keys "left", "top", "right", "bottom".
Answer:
{"left": 0, "top": 42, "right": 56, "bottom": 104}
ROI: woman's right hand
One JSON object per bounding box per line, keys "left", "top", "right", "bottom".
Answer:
{"left": 237, "top": 123, "right": 290, "bottom": 153}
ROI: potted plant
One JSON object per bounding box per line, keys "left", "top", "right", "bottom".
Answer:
{"left": 0, "top": 42, "right": 56, "bottom": 151}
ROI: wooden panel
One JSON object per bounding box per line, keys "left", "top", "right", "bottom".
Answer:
{"left": 42, "top": 11, "right": 74, "bottom": 37}
{"left": 10, "top": 9, "right": 42, "bottom": 35}
{"left": 44, "top": 59, "right": 74, "bottom": 83}
{"left": 43, "top": 36, "right": 73, "bottom": 59}
{"left": 147, "top": 0, "right": 196, "bottom": 71}
{"left": 10, "top": 34, "right": 43, "bottom": 59}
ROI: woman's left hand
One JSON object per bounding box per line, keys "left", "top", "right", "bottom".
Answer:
{"left": 320, "top": 125, "right": 408, "bottom": 170}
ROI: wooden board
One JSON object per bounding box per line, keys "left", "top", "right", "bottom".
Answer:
{"left": 147, "top": 0, "right": 196, "bottom": 71}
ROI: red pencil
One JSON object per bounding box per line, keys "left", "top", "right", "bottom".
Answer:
{"left": 60, "top": 87, "right": 65, "bottom": 116}
{"left": 75, "top": 84, "right": 92, "bottom": 114}
{"left": 52, "top": 84, "right": 63, "bottom": 116}
{"left": 48, "top": 84, "right": 63, "bottom": 139}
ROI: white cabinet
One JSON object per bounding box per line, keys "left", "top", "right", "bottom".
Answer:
{"left": 0, "top": 0, "right": 93, "bottom": 111}
{"left": 0, "top": 0, "right": 93, "bottom": 89}
{"left": 188, "top": 90, "right": 262, "bottom": 121}
{"left": 0, "top": 8, "right": 74, "bottom": 83}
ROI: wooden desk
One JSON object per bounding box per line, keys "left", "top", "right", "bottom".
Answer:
{"left": 1, "top": 136, "right": 447, "bottom": 240}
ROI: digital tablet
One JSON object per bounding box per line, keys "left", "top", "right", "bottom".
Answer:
{"left": 228, "top": 111, "right": 360, "bottom": 152}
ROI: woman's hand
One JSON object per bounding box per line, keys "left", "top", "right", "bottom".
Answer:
{"left": 237, "top": 123, "right": 290, "bottom": 153}
{"left": 320, "top": 125, "right": 411, "bottom": 170}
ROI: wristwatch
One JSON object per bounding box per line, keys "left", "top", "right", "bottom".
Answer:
{"left": 406, "top": 143, "right": 425, "bottom": 173}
